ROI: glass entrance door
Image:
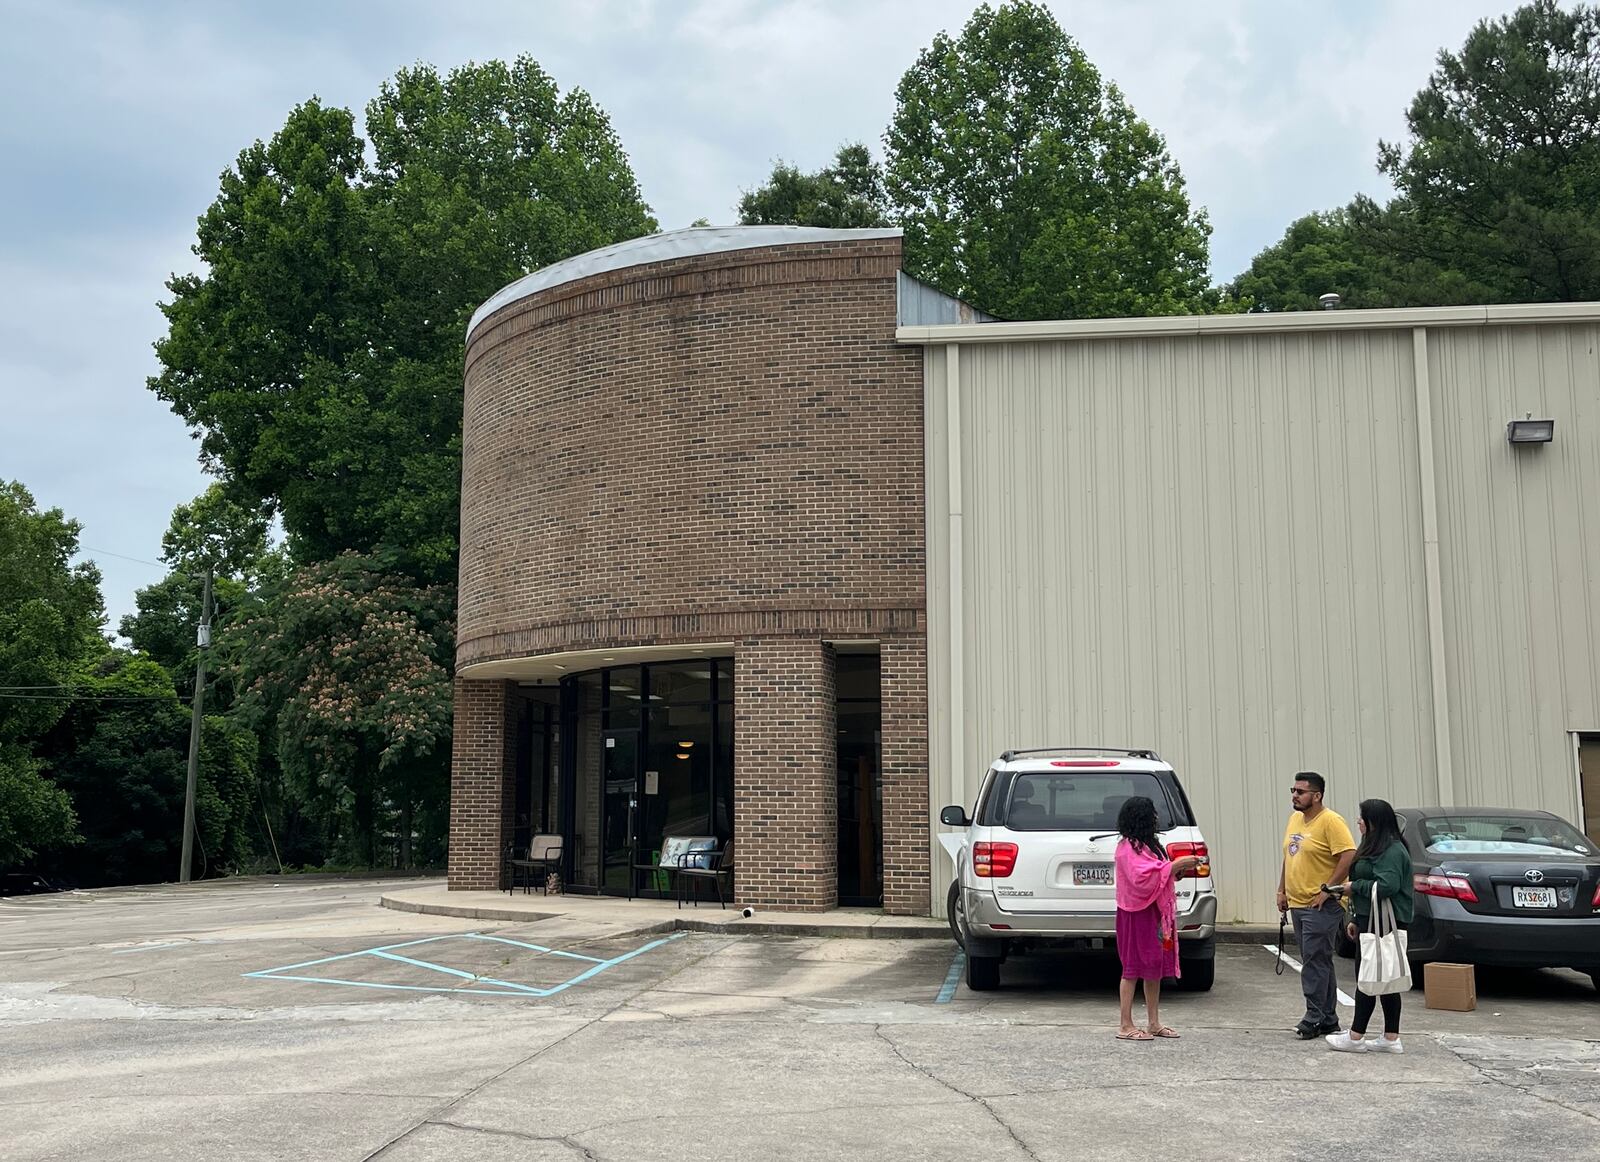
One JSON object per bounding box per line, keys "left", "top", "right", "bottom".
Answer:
{"left": 601, "top": 728, "right": 639, "bottom": 891}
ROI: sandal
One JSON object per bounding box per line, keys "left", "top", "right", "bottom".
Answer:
{"left": 1148, "top": 1026, "right": 1181, "bottom": 1039}
{"left": 1116, "top": 1029, "right": 1154, "bottom": 1041}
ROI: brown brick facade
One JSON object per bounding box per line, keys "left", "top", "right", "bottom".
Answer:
{"left": 452, "top": 233, "right": 931, "bottom": 911}
{"left": 447, "top": 679, "right": 517, "bottom": 890}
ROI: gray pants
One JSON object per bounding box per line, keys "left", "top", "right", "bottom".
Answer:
{"left": 1291, "top": 900, "right": 1344, "bottom": 1028}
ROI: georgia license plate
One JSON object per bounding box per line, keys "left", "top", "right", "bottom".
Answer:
{"left": 1073, "top": 864, "right": 1114, "bottom": 886}
{"left": 1513, "top": 886, "right": 1556, "bottom": 908}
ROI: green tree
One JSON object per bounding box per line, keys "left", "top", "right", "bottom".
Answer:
{"left": 884, "top": 1, "right": 1213, "bottom": 319}
{"left": 1367, "top": 0, "right": 1600, "bottom": 303}
{"left": 1228, "top": 209, "right": 1396, "bottom": 312}
{"left": 738, "top": 143, "right": 891, "bottom": 228}
{"left": 121, "top": 484, "right": 284, "bottom": 702}
{"left": 38, "top": 655, "right": 255, "bottom": 885}
{"left": 0, "top": 482, "right": 103, "bottom": 867}
{"left": 226, "top": 554, "right": 454, "bottom": 868}
{"left": 150, "top": 57, "right": 657, "bottom": 583}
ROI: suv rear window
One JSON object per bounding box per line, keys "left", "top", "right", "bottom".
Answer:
{"left": 981, "top": 771, "right": 1191, "bottom": 831}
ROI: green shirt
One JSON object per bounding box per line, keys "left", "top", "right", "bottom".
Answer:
{"left": 1350, "top": 841, "right": 1414, "bottom": 926}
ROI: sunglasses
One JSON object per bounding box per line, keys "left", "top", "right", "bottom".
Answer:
{"left": 1289, "top": 787, "right": 1319, "bottom": 796}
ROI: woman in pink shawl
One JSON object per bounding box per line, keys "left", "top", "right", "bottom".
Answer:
{"left": 1114, "top": 796, "right": 1201, "bottom": 1040}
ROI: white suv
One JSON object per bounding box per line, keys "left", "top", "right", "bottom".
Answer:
{"left": 939, "top": 747, "right": 1218, "bottom": 992}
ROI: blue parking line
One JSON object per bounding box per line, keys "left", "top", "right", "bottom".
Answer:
{"left": 253, "top": 974, "right": 549, "bottom": 996}
{"left": 936, "top": 951, "right": 965, "bottom": 1003}
{"left": 459, "top": 933, "right": 604, "bottom": 962}
{"left": 244, "top": 931, "right": 687, "bottom": 998}
{"left": 244, "top": 934, "right": 469, "bottom": 976}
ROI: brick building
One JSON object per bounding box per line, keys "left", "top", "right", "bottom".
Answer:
{"left": 453, "top": 226, "right": 1600, "bottom": 923}
{"left": 450, "top": 227, "right": 970, "bottom": 913}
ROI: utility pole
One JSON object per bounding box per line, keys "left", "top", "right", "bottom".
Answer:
{"left": 179, "top": 568, "right": 213, "bottom": 884}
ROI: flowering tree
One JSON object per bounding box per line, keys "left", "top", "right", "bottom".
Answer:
{"left": 226, "top": 553, "right": 454, "bottom": 867}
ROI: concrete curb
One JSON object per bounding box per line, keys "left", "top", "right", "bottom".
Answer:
{"left": 379, "top": 892, "right": 1277, "bottom": 944}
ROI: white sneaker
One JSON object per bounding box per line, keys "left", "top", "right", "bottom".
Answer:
{"left": 1325, "top": 1031, "right": 1368, "bottom": 1053}
{"left": 1366, "top": 1037, "right": 1404, "bottom": 1054}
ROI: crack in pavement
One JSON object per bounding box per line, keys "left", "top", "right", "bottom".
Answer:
{"left": 1438, "top": 1041, "right": 1600, "bottom": 1126}
{"left": 427, "top": 1119, "right": 600, "bottom": 1158}
{"left": 873, "top": 1024, "right": 1041, "bottom": 1160}
{"left": 360, "top": 934, "right": 731, "bottom": 1161}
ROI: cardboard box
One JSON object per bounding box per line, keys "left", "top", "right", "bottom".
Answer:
{"left": 1424, "top": 962, "right": 1477, "bottom": 1011}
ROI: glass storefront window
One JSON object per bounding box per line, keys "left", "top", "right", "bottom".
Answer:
{"left": 560, "top": 658, "right": 734, "bottom": 896}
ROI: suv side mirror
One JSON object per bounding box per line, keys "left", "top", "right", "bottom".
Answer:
{"left": 939, "top": 805, "right": 970, "bottom": 827}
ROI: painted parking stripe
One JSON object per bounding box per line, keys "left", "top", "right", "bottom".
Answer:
{"left": 244, "top": 931, "right": 687, "bottom": 998}
{"left": 936, "top": 951, "right": 965, "bottom": 1003}
{"left": 458, "top": 932, "right": 605, "bottom": 962}
{"left": 1261, "top": 944, "right": 1356, "bottom": 1007}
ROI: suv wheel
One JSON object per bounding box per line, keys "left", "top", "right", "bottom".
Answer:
{"left": 1176, "top": 956, "right": 1215, "bottom": 992}
{"left": 946, "top": 881, "right": 966, "bottom": 951}
{"left": 966, "top": 953, "right": 1000, "bottom": 991}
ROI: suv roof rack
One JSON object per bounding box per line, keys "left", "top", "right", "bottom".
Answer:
{"left": 999, "top": 746, "right": 1163, "bottom": 763}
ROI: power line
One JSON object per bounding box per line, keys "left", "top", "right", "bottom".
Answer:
{"left": 79, "top": 546, "right": 170, "bottom": 569}
{"left": 0, "top": 692, "right": 180, "bottom": 702}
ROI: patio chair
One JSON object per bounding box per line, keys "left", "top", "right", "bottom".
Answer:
{"left": 507, "top": 834, "right": 563, "bottom": 895}
{"left": 675, "top": 838, "right": 734, "bottom": 910}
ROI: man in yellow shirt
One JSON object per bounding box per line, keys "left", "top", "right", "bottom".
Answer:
{"left": 1277, "top": 771, "right": 1356, "bottom": 1039}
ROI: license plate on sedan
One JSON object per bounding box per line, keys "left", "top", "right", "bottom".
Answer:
{"left": 1513, "top": 886, "right": 1557, "bottom": 908}
{"left": 1073, "top": 864, "right": 1114, "bottom": 886}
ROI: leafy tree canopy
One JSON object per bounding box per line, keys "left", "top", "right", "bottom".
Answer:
{"left": 738, "top": 143, "right": 891, "bottom": 228}
{"left": 884, "top": 1, "right": 1214, "bottom": 319}
{"left": 1369, "top": 0, "right": 1600, "bottom": 303}
{"left": 0, "top": 482, "right": 104, "bottom": 866}
{"left": 1227, "top": 209, "right": 1402, "bottom": 312}
{"left": 225, "top": 553, "right": 455, "bottom": 866}
{"left": 151, "top": 58, "right": 658, "bottom": 583}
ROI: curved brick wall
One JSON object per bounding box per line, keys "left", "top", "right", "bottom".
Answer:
{"left": 457, "top": 237, "right": 927, "bottom": 667}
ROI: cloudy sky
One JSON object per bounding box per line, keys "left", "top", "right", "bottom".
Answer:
{"left": 1, "top": 0, "right": 1524, "bottom": 631}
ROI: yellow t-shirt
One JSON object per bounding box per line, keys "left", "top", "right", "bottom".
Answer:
{"left": 1282, "top": 809, "right": 1356, "bottom": 908}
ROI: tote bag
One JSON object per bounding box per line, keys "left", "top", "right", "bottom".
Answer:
{"left": 1357, "top": 883, "right": 1411, "bottom": 996}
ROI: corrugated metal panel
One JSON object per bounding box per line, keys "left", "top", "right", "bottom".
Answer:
{"left": 928, "top": 330, "right": 1440, "bottom": 922}
{"left": 1431, "top": 324, "right": 1600, "bottom": 814}
{"left": 897, "top": 272, "right": 996, "bottom": 327}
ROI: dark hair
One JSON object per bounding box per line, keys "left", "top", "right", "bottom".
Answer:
{"left": 1294, "top": 771, "right": 1326, "bottom": 794}
{"left": 1354, "top": 798, "right": 1403, "bottom": 862}
{"left": 1117, "top": 795, "right": 1166, "bottom": 858}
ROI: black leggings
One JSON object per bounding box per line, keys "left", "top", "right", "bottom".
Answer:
{"left": 1350, "top": 916, "right": 1407, "bottom": 1036}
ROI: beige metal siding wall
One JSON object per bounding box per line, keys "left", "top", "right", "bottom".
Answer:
{"left": 1432, "top": 325, "right": 1600, "bottom": 813}
{"left": 927, "top": 331, "right": 1441, "bottom": 923}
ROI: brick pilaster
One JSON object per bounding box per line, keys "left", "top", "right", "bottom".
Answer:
{"left": 448, "top": 679, "right": 516, "bottom": 890}
{"left": 880, "top": 635, "right": 930, "bottom": 915}
{"left": 733, "top": 638, "right": 837, "bottom": 911}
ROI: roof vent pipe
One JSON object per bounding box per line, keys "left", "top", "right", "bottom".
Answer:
{"left": 1319, "top": 292, "right": 1341, "bottom": 310}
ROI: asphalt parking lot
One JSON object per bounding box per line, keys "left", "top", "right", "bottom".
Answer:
{"left": 2, "top": 880, "right": 1596, "bottom": 1160}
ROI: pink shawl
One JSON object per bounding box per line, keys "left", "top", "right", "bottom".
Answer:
{"left": 1115, "top": 839, "right": 1178, "bottom": 955}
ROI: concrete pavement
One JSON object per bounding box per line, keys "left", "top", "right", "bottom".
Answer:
{"left": 3, "top": 877, "right": 1596, "bottom": 1161}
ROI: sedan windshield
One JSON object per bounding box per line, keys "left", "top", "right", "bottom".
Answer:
{"left": 1419, "top": 814, "right": 1593, "bottom": 857}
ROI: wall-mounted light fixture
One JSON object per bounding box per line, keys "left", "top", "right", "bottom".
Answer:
{"left": 1506, "top": 415, "right": 1555, "bottom": 445}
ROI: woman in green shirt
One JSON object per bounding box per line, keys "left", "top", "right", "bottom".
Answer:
{"left": 1326, "top": 799, "right": 1414, "bottom": 1054}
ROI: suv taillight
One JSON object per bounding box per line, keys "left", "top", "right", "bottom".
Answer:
{"left": 1592, "top": 882, "right": 1600, "bottom": 910}
{"left": 973, "top": 841, "right": 1019, "bottom": 878}
{"left": 1415, "top": 872, "right": 1478, "bottom": 904}
{"left": 1167, "top": 841, "right": 1210, "bottom": 878}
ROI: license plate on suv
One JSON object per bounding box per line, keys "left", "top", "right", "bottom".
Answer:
{"left": 1513, "top": 886, "right": 1556, "bottom": 909}
{"left": 1073, "top": 864, "right": 1114, "bottom": 886}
